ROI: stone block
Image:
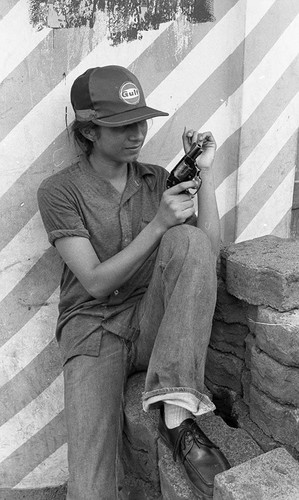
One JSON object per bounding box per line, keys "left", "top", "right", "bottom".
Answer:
{"left": 241, "top": 369, "right": 251, "bottom": 406}
{"left": 197, "top": 413, "right": 262, "bottom": 468}
{"left": 210, "top": 320, "right": 248, "bottom": 359}
{"left": 246, "top": 305, "right": 299, "bottom": 366}
{"left": 249, "top": 385, "right": 299, "bottom": 451}
{"left": 232, "top": 398, "right": 279, "bottom": 453}
{"left": 214, "top": 448, "right": 299, "bottom": 500}
{"left": 0, "top": 486, "right": 67, "bottom": 500}
{"left": 215, "top": 279, "right": 248, "bottom": 325}
{"left": 250, "top": 343, "right": 299, "bottom": 406}
{"left": 223, "top": 236, "right": 299, "bottom": 311}
{"left": 244, "top": 333, "right": 255, "bottom": 369}
{"left": 205, "top": 348, "right": 244, "bottom": 393}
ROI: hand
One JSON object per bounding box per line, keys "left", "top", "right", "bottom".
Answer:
{"left": 153, "top": 180, "right": 197, "bottom": 232}
{"left": 182, "top": 128, "right": 217, "bottom": 170}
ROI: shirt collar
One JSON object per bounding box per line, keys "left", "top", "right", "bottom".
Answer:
{"left": 131, "top": 161, "right": 157, "bottom": 191}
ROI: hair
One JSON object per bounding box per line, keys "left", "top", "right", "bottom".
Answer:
{"left": 71, "top": 120, "right": 100, "bottom": 157}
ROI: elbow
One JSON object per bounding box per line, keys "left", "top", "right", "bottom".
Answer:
{"left": 83, "top": 278, "right": 110, "bottom": 301}
{"left": 86, "top": 283, "right": 109, "bottom": 301}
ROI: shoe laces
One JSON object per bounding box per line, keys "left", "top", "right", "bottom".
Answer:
{"left": 172, "top": 420, "right": 215, "bottom": 462}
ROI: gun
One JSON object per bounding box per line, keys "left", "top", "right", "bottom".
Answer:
{"left": 166, "top": 142, "right": 202, "bottom": 191}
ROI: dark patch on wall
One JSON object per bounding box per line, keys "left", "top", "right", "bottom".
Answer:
{"left": 29, "top": 0, "right": 215, "bottom": 45}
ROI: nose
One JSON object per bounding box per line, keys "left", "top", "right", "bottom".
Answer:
{"left": 128, "top": 121, "right": 147, "bottom": 139}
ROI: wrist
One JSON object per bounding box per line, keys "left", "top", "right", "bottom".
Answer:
{"left": 148, "top": 217, "right": 168, "bottom": 240}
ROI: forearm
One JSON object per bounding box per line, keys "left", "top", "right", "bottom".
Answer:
{"left": 196, "top": 168, "right": 220, "bottom": 256}
{"left": 88, "top": 218, "right": 165, "bottom": 299}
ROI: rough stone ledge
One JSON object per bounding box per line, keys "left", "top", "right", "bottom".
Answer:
{"left": 0, "top": 485, "right": 67, "bottom": 500}
{"left": 214, "top": 448, "right": 299, "bottom": 500}
{"left": 222, "top": 236, "right": 299, "bottom": 312}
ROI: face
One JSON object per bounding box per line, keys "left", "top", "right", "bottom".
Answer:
{"left": 91, "top": 120, "right": 148, "bottom": 167}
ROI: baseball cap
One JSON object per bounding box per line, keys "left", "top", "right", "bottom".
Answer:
{"left": 70, "top": 65, "right": 169, "bottom": 127}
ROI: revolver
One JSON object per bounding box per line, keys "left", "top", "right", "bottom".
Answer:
{"left": 166, "top": 142, "right": 202, "bottom": 194}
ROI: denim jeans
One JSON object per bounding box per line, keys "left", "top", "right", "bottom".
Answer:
{"left": 64, "top": 225, "right": 217, "bottom": 500}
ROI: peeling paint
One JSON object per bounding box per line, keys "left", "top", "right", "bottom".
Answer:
{"left": 29, "top": 0, "right": 215, "bottom": 45}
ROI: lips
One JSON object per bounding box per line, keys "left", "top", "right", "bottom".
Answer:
{"left": 126, "top": 144, "right": 142, "bottom": 151}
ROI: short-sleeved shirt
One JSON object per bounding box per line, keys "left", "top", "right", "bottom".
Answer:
{"left": 38, "top": 156, "right": 171, "bottom": 364}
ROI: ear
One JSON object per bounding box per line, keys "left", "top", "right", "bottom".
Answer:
{"left": 80, "top": 125, "right": 98, "bottom": 142}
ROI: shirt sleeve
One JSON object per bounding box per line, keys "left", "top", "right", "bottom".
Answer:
{"left": 37, "top": 181, "right": 90, "bottom": 246}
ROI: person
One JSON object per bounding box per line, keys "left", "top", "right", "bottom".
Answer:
{"left": 37, "top": 65, "right": 230, "bottom": 500}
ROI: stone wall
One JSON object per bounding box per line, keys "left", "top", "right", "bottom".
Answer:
{"left": 205, "top": 235, "right": 299, "bottom": 459}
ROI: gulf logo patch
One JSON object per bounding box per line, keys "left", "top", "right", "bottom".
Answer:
{"left": 119, "top": 82, "right": 140, "bottom": 105}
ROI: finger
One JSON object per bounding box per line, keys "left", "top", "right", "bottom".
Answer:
{"left": 198, "top": 131, "right": 216, "bottom": 148}
{"left": 182, "top": 128, "right": 199, "bottom": 152}
{"left": 182, "top": 127, "right": 191, "bottom": 152}
{"left": 182, "top": 207, "right": 196, "bottom": 220}
{"left": 167, "top": 179, "right": 198, "bottom": 194}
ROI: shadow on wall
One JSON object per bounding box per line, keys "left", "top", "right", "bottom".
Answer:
{"left": 29, "top": 0, "right": 215, "bottom": 45}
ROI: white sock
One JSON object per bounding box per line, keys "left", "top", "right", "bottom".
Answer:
{"left": 164, "top": 403, "right": 193, "bottom": 429}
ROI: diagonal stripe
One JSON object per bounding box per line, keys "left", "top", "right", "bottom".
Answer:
{"left": 236, "top": 91, "right": 299, "bottom": 204}
{"left": 164, "top": 12, "right": 299, "bottom": 177}
{"left": 0, "top": 0, "right": 51, "bottom": 83}
{"left": 0, "top": 411, "right": 66, "bottom": 487}
{"left": 233, "top": 134, "right": 297, "bottom": 235}
{"left": 0, "top": 130, "right": 70, "bottom": 253}
{"left": 0, "top": 247, "right": 61, "bottom": 348}
{"left": 14, "top": 444, "right": 68, "bottom": 488}
{"left": 0, "top": 0, "right": 20, "bottom": 18}
{"left": 0, "top": 212, "right": 50, "bottom": 303}
{"left": 235, "top": 167, "right": 296, "bottom": 242}
{"left": 0, "top": 374, "right": 64, "bottom": 462}
{"left": 217, "top": 85, "right": 299, "bottom": 218}
{"left": 0, "top": 339, "right": 62, "bottom": 426}
{"left": 144, "top": 0, "right": 283, "bottom": 158}
{"left": 0, "top": 289, "right": 59, "bottom": 387}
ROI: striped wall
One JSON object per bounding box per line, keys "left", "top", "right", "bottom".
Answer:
{"left": 1, "top": 0, "right": 298, "bottom": 490}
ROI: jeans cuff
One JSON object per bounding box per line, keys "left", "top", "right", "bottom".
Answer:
{"left": 142, "top": 387, "right": 216, "bottom": 416}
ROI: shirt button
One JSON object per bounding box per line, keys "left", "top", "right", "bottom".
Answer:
{"left": 114, "top": 290, "right": 119, "bottom": 296}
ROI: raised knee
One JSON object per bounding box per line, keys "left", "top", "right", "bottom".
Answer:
{"left": 161, "top": 225, "right": 212, "bottom": 260}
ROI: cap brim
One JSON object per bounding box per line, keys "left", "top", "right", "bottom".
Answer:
{"left": 91, "top": 106, "right": 169, "bottom": 127}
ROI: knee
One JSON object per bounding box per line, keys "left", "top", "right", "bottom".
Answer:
{"left": 160, "top": 225, "right": 212, "bottom": 263}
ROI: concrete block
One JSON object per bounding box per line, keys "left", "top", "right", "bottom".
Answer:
{"left": 215, "top": 279, "right": 248, "bottom": 325}
{"left": 241, "top": 369, "right": 251, "bottom": 406}
{"left": 247, "top": 305, "right": 299, "bottom": 367}
{"left": 210, "top": 320, "right": 248, "bottom": 359}
{"left": 244, "top": 333, "right": 255, "bottom": 369}
{"left": 249, "top": 385, "right": 299, "bottom": 451}
{"left": 250, "top": 343, "right": 299, "bottom": 406}
{"left": 0, "top": 486, "right": 66, "bottom": 500}
{"left": 232, "top": 398, "right": 279, "bottom": 454}
{"left": 223, "top": 236, "right": 299, "bottom": 312}
{"left": 197, "top": 413, "right": 262, "bottom": 468}
{"left": 205, "top": 348, "right": 244, "bottom": 393}
{"left": 214, "top": 448, "right": 299, "bottom": 500}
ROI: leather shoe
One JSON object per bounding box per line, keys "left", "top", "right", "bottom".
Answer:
{"left": 158, "top": 408, "right": 230, "bottom": 499}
